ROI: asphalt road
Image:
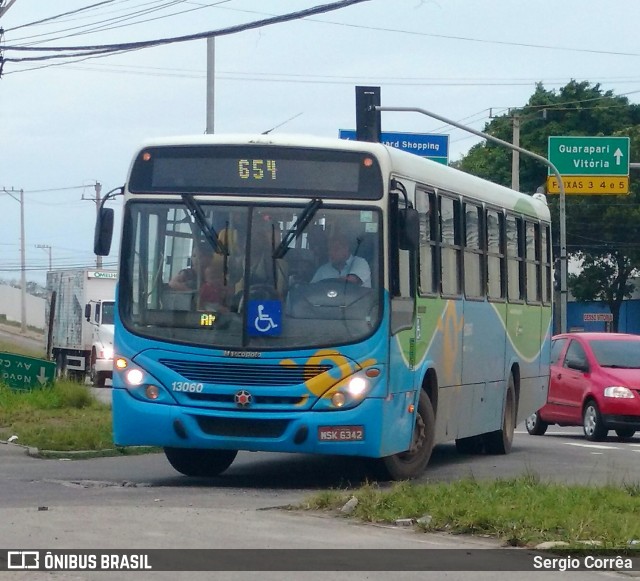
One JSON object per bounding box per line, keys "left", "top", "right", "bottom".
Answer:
{"left": 0, "top": 325, "right": 45, "bottom": 357}
{"left": 1, "top": 426, "right": 639, "bottom": 581}
{"left": 2, "top": 330, "right": 640, "bottom": 579}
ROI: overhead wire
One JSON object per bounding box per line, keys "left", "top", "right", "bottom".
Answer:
{"left": 1, "top": 0, "right": 372, "bottom": 65}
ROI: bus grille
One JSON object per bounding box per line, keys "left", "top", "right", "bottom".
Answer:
{"left": 196, "top": 416, "right": 289, "bottom": 438}
{"left": 185, "top": 392, "right": 306, "bottom": 406}
{"left": 158, "top": 359, "right": 331, "bottom": 386}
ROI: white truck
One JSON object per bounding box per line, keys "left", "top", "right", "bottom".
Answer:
{"left": 45, "top": 269, "right": 117, "bottom": 387}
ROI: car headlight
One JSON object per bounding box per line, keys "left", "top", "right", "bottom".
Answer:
{"left": 603, "top": 386, "right": 635, "bottom": 399}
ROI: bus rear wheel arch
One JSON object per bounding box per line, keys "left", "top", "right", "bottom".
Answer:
{"left": 164, "top": 447, "right": 238, "bottom": 477}
{"left": 456, "top": 371, "right": 518, "bottom": 455}
{"left": 484, "top": 372, "right": 517, "bottom": 454}
{"left": 378, "top": 389, "right": 435, "bottom": 480}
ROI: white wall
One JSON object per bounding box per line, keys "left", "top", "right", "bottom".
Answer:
{"left": 0, "top": 285, "right": 45, "bottom": 330}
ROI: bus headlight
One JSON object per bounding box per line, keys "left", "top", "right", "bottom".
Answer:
{"left": 114, "top": 358, "right": 176, "bottom": 404}
{"left": 347, "top": 376, "right": 367, "bottom": 397}
{"left": 126, "top": 368, "right": 144, "bottom": 386}
{"left": 313, "top": 372, "right": 374, "bottom": 411}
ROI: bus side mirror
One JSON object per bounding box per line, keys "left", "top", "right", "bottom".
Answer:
{"left": 94, "top": 207, "right": 114, "bottom": 256}
{"left": 399, "top": 208, "right": 419, "bottom": 251}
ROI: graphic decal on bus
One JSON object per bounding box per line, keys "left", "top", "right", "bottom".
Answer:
{"left": 280, "top": 349, "right": 377, "bottom": 400}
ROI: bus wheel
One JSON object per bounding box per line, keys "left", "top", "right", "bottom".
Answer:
{"left": 484, "top": 375, "right": 516, "bottom": 455}
{"left": 164, "top": 448, "right": 238, "bottom": 477}
{"left": 379, "top": 390, "right": 435, "bottom": 480}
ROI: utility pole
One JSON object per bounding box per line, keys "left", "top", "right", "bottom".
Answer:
{"left": 489, "top": 108, "right": 521, "bottom": 192}
{"left": 19, "top": 188, "right": 26, "bottom": 333}
{"left": 35, "top": 244, "right": 52, "bottom": 271}
{"left": 1, "top": 187, "right": 27, "bottom": 333}
{"left": 206, "top": 37, "right": 215, "bottom": 134}
{"left": 82, "top": 182, "right": 103, "bottom": 267}
{"left": 95, "top": 182, "right": 102, "bottom": 268}
{"left": 511, "top": 114, "right": 520, "bottom": 192}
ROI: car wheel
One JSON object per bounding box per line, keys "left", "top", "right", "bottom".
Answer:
{"left": 525, "top": 411, "right": 548, "bottom": 436}
{"left": 163, "top": 448, "right": 238, "bottom": 477}
{"left": 485, "top": 374, "right": 516, "bottom": 454}
{"left": 378, "top": 390, "right": 435, "bottom": 480}
{"left": 615, "top": 428, "right": 635, "bottom": 441}
{"left": 582, "top": 401, "right": 607, "bottom": 441}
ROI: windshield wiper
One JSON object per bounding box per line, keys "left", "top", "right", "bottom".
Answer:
{"left": 273, "top": 198, "right": 322, "bottom": 259}
{"left": 182, "top": 194, "right": 228, "bottom": 256}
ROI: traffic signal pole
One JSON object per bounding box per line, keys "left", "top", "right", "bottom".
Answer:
{"left": 373, "top": 104, "right": 568, "bottom": 333}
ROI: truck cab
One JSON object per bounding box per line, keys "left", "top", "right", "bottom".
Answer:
{"left": 85, "top": 300, "right": 115, "bottom": 387}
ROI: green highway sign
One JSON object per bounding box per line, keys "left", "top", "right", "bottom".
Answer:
{"left": 0, "top": 351, "right": 56, "bottom": 391}
{"left": 548, "top": 136, "right": 630, "bottom": 176}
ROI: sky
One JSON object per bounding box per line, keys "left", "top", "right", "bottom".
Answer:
{"left": 2, "top": 0, "right": 640, "bottom": 285}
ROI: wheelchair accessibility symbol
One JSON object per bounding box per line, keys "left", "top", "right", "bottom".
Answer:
{"left": 247, "top": 300, "right": 282, "bottom": 336}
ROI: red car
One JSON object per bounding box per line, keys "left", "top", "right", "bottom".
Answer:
{"left": 526, "top": 332, "right": 640, "bottom": 441}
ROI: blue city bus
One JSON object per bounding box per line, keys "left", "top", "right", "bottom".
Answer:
{"left": 95, "top": 134, "right": 552, "bottom": 480}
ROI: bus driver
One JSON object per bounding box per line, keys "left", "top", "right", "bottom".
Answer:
{"left": 311, "top": 233, "right": 371, "bottom": 288}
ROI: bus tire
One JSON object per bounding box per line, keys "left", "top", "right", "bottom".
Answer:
{"left": 378, "top": 390, "right": 435, "bottom": 480}
{"left": 484, "top": 374, "right": 516, "bottom": 455}
{"left": 164, "top": 447, "right": 238, "bottom": 477}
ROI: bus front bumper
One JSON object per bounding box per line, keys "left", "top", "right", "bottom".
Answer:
{"left": 111, "top": 388, "right": 396, "bottom": 458}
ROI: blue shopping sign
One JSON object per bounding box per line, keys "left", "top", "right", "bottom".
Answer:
{"left": 339, "top": 129, "right": 449, "bottom": 164}
{"left": 247, "top": 300, "right": 282, "bottom": 336}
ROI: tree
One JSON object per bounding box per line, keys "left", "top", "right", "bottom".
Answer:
{"left": 455, "top": 81, "right": 640, "bottom": 331}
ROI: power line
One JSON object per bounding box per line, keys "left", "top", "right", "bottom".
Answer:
{"left": 1, "top": 0, "right": 371, "bottom": 66}
{"left": 6, "top": 1, "right": 118, "bottom": 33}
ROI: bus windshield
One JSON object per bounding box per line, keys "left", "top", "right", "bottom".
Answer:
{"left": 120, "top": 200, "right": 382, "bottom": 350}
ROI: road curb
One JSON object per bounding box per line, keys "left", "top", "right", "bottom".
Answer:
{"left": 0, "top": 440, "right": 39, "bottom": 456}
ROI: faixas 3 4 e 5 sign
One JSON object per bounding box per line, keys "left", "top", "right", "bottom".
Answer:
{"left": 547, "top": 136, "right": 630, "bottom": 195}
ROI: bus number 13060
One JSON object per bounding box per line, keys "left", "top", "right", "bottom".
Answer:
{"left": 172, "top": 382, "right": 204, "bottom": 393}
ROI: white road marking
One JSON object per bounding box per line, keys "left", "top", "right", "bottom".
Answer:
{"left": 565, "top": 442, "right": 619, "bottom": 450}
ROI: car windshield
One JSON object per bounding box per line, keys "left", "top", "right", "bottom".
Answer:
{"left": 120, "top": 201, "right": 382, "bottom": 350}
{"left": 589, "top": 339, "right": 640, "bottom": 368}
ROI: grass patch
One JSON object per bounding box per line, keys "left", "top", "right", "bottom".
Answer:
{"left": 302, "top": 476, "right": 640, "bottom": 549}
{"left": 0, "top": 339, "right": 44, "bottom": 359}
{"left": 0, "top": 380, "right": 113, "bottom": 451}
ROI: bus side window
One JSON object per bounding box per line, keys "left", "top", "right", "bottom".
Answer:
{"left": 486, "top": 209, "right": 505, "bottom": 300}
{"left": 506, "top": 214, "right": 525, "bottom": 301}
{"left": 464, "top": 203, "right": 483, "bottom": 298}
{"left": 417, "top": 189, "right": 438, "bottom": 295}
{"left": 440, "top": 195, "right": 462, "bottom": 296}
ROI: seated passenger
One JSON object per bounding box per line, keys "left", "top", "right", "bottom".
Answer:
{"left": 199, "top": 264, "right": 229, "bottom": 310}
{"left": 167, "top": 267, "right": 196, "bottom": 291}
{"left": 310, "top": 233, "right": 371, "bottom": 288}
{"left": 168, "top": 243, "right": 214, "bottom": 290}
